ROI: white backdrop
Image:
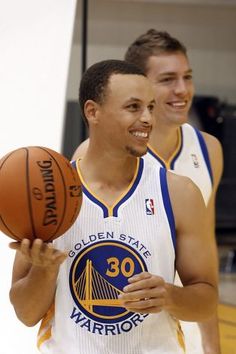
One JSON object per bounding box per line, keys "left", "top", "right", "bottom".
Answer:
{"left": 0, "top": 1, "right": 77, "bottom": 353}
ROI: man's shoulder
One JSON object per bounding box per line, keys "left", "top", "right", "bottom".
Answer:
{"left": 167, "top": 169, "right": 194, "bottom": 188}
{"left": 200, "top": 131, "right": 222, "bottom": 149}
{"left": 166, "top": 169, "right": 204, "bottom": 210}
{"left": 200, "top": 132, "right": 223, "bottom": 187}
{"left": 182, "top": 124, "right": 222, "bottom": 162}
{"left": 181, "top": 124, "right": 223, "bottom": 188}
{"left": 181, "top": 123, "right": 221, "bottom": 149}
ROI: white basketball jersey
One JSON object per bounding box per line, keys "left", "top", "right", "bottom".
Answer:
{"left": 37, "top": 158, "right": 185, "bottom": 354}
{"left": 145, "top": 123, "right": 213, "bottom": 205}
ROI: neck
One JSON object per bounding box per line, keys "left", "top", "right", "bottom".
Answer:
{"left": 149, "top": 124, "right": 180, "bottom": 162}
{"left": 79, "top": 143, "right": 138, "bottom": 188}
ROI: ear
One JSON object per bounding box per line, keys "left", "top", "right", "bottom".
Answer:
{"left": 84, "top": 100, "right": 100, "bottom": 125}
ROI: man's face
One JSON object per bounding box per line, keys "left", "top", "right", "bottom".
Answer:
{"left": 146, "top": 52, "right": 195, "bottom": 127}
{"left": 95, "top": 74, "right": 155, "bottom": 157}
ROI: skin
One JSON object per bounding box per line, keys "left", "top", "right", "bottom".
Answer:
{"left": 9, "top": 74, "right": 218, "bottom": 343}
{"left": 72, "top": 53, "right": 223, "bottom": 354}
{"left": 9, "top": 239, "right": 67, "bottom": 326}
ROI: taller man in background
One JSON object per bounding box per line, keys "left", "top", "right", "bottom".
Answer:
{"left": 124, "top": 29, "right": 223, "bottom": 354}
{"left": 73, "top": 30, "right": 223, "bottom": 354}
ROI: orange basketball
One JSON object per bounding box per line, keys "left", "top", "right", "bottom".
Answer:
{"left": 0, "top": 146, "right": 82, "bottom": 242}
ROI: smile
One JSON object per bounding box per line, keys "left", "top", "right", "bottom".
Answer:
{"left": 131, "top": 131, "right": 149, "bottom": 138}
{"left": 168, "top": 101, "right": 187, "bottom": 108}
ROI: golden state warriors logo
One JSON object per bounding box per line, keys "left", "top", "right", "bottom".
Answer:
{"left": 69, "top": 240, "right": 147, "bottom": 332}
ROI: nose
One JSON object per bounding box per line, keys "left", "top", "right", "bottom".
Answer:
{"left": 174, "top": 78, "right": 188, "bottom": 95}
{"left": 140, "top": 107, "right": 153, "bottom": 126}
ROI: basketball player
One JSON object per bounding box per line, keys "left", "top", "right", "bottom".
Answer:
{"left": 9, "top": 60, "right": 218, "bottom": 354}
{"left": 72, "top": 30, "right": 223, "bottom": 354}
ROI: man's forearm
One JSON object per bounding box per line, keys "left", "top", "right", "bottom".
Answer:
{"left": 165, "top": 282, "right": 218, "bottom": 322}
{"left": 198, "top": 313, "right": 221, "bottom": 354}
{"left": 10, "top": 265, "right": 59, "bottom": 326}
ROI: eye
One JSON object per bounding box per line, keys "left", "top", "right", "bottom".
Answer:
{"left": 184, "top": 74, "right": 193, "bottom": 81}
{"left": 126, "top": 103, "right": 140, "bottom": 111}
{"left": 148, "top": 103, "right": 155, "bottom": 113}
{"left": 159, "top": 77, "right": 173, "bottom": 84}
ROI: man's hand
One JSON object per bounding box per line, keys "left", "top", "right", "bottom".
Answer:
{"left": 119, "top": 271, "right": 168, "bottom": 313}
{"left": 9, "top": 238, "right": 67, "bottom": 269}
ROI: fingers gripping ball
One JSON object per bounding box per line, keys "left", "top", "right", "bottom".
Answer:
{"left": 0, "top": 146, "right": 82, "bottom": 242}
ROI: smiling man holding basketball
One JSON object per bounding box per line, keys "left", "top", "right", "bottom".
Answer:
{"left": 9, "top": 59, "right": 218, "bottom": 354}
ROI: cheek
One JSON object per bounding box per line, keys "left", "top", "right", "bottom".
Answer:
{"left": 109, "top": 118, "right": 127, "bottom": 136}
{"left": 153, "top": 85, "right": 168, "bottom": 103}
{"left": 188, "top": 82, "right": 195, "bottom": 97}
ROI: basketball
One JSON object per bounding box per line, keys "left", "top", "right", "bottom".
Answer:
{"left": 0, "top": 146, "right": 82, "bottom": 242}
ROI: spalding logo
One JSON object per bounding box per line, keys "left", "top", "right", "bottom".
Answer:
{"left": 35, "top": 159, "right": 58, "bottom": 226}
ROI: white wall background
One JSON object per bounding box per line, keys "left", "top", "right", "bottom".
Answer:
{"left": 0, "top": 1, "right": 77, "bottom": 353}
{"left": 67, "top": 0, "right": 236, "bottom": 105}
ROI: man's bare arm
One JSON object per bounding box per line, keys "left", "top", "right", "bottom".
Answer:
{"left": 197, "top": 133, "right": 223, "bottom": 354}
{"left": 9, "top": 239, "right": 67, "bottom": 326}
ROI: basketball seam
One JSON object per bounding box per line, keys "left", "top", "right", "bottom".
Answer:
{"left": 26, "top": 147, "right": 37, "bottom": 239}
{"left": 0, "top": 215, "right": 20, "bottom": 241}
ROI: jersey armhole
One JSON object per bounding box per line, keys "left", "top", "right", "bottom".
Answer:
{"left": 194, "top": 128, "right": 213, "bottom": 185}
{"left": 159, "top": 168, "right": 176, "bottom": 250}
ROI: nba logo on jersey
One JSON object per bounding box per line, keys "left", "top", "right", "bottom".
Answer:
{"left": 145, "top": 199, "right": 155, "bottom": 215}
{"left": 191, "top": 154, "right": 200, "bottom": 168}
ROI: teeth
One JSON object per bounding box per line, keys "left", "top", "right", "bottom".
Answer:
{"left": 132, "top": 131, "right": 148, "bottom": 138}
{"left": 170, "top": 102, "right": 186, "bottom": 107}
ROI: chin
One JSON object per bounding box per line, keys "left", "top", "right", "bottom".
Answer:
{"left": 171, "top": 114, "right": 189, "bottom": 126}
{"left": 126, "top": 145, "right": 147, "bottom": 157}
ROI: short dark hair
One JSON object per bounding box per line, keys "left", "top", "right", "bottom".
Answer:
{"left": 125, "top": 29, "right": 187, "bottom": 73}
{"left": 79, "top": 59, "right": 146, "bottom": 124}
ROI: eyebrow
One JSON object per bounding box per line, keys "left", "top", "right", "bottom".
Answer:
{"left": 149, "top": 99, "right": 156, "bottom": 105}
{"left": 128, "top": 97, "right": 142, "bottom": 102}
{"left": 159, "top": 69, "right": 193, "bottom": 76}
{"left": 126, "top": 98, "right": 156, "bottom": 104}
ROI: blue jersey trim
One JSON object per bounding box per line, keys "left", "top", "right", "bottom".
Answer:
{"left": 70, "top": 159, "right": 109, "bottom": 217}
{"left": 194, "top": 129, "right": 213, "bottom": 185}
{"left": 159, "top": 168, "right": 176, "bottom": 250}
{"left": 170, "top": 126, "right": 183, "bottom": 170}
{"left": 82, "top": 185, "right": 109, "bottom": 218}
{"left": 147, "top": 147, "right": 166, "bottom": 168}
{"left": 77, "top": 158, "right": 144, "bottom": 218}
{"left": 113, "top": 157, "right": 144, "bottom": 217}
